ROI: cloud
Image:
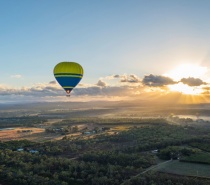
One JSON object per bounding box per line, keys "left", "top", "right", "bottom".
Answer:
{"left": 120, "top": 74, "right": 141, "bottom": 83}
{"left": 0, "top": 80, "right": 144, "bottom": 99}
{"left": 1, "top": 73, "right": 210, "bottom": 104}
{"left": 96, "top": 80, "right": 107, "bottom": 87}
{"left": 100, "top": 75, "right": 117, "bottom": 80}
{"left": 101, "top": 74, "right": 141, "bottom": 84}
{"left": 180, "top": 77, "right": 207, "bottom": 86}
{"left": 0, "top": 82, "right": 62, "bottom": 97}
{"left": 202, "top": 86, "right": 210, "bottom": 94}
{"left": 49, "top": 80, "right": 57, "bottom": 84}
{"left": 142, "top": 74, "right": 176, "bottom": 87}
{"left": 73, "top": 85, "right": 141, "bottom": 97}
{"left": 0, "top": 73, "right": 165, "bottom": 101}
{"left": 203, "top": 87, "right": 210, "bottom": 90}
{"left": 113, "top": 74, "right": 120, "bottom": 78}
{"left": 10, "top": 74, "right": 22, "bottom": 78}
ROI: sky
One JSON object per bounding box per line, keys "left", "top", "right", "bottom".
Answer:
{"left": 1, "top": 0, "right": 210, "bottom": 103}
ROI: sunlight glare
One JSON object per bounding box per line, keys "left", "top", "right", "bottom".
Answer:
{"left": 168, "top": 82, "right": 203, "bottom": 95}
{"left": 164, "top": 63, "right": 208, "bottom": 81}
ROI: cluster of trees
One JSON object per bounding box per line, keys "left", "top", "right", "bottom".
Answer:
{"left": 91, "top": 124, "right": 210, "bottom": 153}
{"left": 157, "top": 145, "right": 210, "bottom": 164}
{"left": 0, "top": 116, "right": 47, "bottom": 127}
{"left": 157, "top": 146, "right": 198, "bottom": 160}
{"left": 0, "top": 149, "right": 144, "bottom": 185}
{"left": 189, "top": 139, "right": 210, "bottom": 152}
{"left": 0, "top": 140, "right": 34, "bottom": 150}
{"left": 81, "top": 151, "right": 156, "bottom": 168}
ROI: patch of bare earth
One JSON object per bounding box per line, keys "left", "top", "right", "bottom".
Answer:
{"left": 0, "top": 127, "right": 45, "bottom": 141}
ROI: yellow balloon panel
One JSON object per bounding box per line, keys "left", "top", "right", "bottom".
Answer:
{"left": 54, "top": 62, "right": 84, "bottom": 75}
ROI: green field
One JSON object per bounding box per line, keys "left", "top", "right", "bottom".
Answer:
{"left": 181, "top": 152, "right": 210, "bottom": 164}
{"left": 154, "top": 160, "right": 210, "bottom": 178}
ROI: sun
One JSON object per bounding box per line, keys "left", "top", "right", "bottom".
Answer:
{"left": 164, "top": 63, "right": 208, "bottom": 95}
{"left": 164, "top": 63, "right": 208, "bottom": 81}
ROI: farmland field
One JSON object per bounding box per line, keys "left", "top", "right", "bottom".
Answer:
{"left": 154, "top": 160, "right": 210, "bottom": 178}
{"left": 181, "top": 152, "right": 210, "bottom": 164}
{"left": 0, "top": 127, "right": 60, "bottom": 142}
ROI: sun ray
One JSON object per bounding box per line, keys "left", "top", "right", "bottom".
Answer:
{"left": 164, "top": 63, "right": 208, "bottom": 96}
{"left": 168, "top": 83, "right": 203, "bottom": 95}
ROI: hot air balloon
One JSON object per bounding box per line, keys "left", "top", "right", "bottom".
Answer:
{"left": 53, "top": 62, "right": 84, "bottom": 96}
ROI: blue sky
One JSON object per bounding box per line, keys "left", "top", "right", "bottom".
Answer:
{"left": 1, "top": 0, "right": 210, "bottom": 103}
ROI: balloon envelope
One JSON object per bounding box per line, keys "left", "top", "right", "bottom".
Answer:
{"left": 54, "top": 62, "right": 84, "bottom": 94}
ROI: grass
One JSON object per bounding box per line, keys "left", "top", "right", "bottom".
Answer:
{"left": 153, "top": 160, "right": 210, "bottom": 178}
{"left": 181, "top": 152, "right": 210, "bottom": 164}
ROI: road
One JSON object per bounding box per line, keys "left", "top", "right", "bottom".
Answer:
{"left": 121, "top": 159, "right": 172, "bottom": 185}
{"left": 138, "top": 159, "right": 172, "bottom": 176}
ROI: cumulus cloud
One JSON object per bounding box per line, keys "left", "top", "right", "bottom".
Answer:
{"left": 49, "top": 80, "right": 57, "bottom": 84}
{"left": 113, "top": 74, "right": 120, "bottom": 78}
{"left": 96, "top": 80, "right": 107, "bottom": 87}
{"left": 101, "top": 74, "right": 141, "bottom": 84}
{"left": 101, "top": 74, "right": 140, "bottom": 82}
{"left": 142, "top": 74, "right": 176, "bottom": 87}
{"left": 10, "top": 74, "right": 22, "bottom": 78}
{"left": 101, "top": 75, "right": 119, "bottom": 80}
{"left": 120, "top": 74, "right": 141, "bottom": 83}
{"left": 180, "top": 77, "right": 207, "bottom": 86}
